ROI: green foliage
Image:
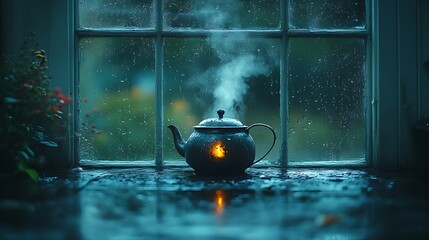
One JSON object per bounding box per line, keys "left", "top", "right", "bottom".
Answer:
{"left": 80, "top": 89, "right": 156, "bottom": 160}
{"left": 0, "top": 34, "right": 71, "bottom": 180}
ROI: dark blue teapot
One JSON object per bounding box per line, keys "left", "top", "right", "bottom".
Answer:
{"left": 168, "top": 109, "right": 276, "bottom": 176}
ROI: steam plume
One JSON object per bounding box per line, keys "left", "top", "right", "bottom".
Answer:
{"left": 187, "top": 3, "right": 275, "bottom": 118}
{"left": 210, "top": 53, "right": 269, "bottom": 118}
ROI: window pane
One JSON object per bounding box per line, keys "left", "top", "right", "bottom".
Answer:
{"left": 79, "top": 37, "right": 155, "bottom": 161}
{"left": 164, "top": 37, "right": 280, "bottom": 161}
{"left": 79, "top": 0, "right": 155, "bottom": 29}
{"left": 288, "top": 38, "right": 366, "bottom": 161}
{"left": 289, "top": 0, "right": 366, "bottom": 29}
{"left": 164, "top": 0, "right": 280, "bottom": 30}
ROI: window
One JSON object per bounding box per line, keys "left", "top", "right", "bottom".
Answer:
{"left": 77, "top": 0, "right": 370, "bottom": 165}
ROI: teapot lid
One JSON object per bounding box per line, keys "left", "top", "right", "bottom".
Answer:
{"left": 195, "top": 109, "right": 245, "bottom": 128}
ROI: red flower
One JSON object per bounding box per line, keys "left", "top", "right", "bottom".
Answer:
{"left": 58, "top": 93, "right": 72, "bottom": 104}
{"left": 54, "top": 87, "right": 62, "bottom": 95}
{"left": 54, "top": 87, "right": 72, "bottom": 104}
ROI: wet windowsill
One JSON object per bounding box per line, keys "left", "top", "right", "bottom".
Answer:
{"left": 1, "top": 165, "right": 428, "bottom": 239}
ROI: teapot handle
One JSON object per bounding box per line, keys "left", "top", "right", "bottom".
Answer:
{"left": 246, "top": 123, "right": 277, "bottom": 165}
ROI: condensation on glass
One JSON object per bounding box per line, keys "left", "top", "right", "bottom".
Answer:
{"left": 164, "top": 0, "right": 281, "bottom": 30}
{"left": 79, "top": 0, "right": 155, "bottom": 29}
{"left": 289, "top": 0, "right": 366, "bottom": 29}
{"left": 79, "top": 38, "right": 155, "bottom": 160}
{"left": 163, "top": 37, "right": 281, "bottom": 161}
{"left": 288, "top": 38, "right": 366, "bottom": 161}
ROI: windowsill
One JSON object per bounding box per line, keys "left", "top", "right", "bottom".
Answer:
{"left": 287, "top": 159, "right": 367, "bottom": 168}
{"left": 4, "top": 161, "right": 428, "bottom": 239}
{"left": 79, "top": 159, "right": 367, "bottom": 169}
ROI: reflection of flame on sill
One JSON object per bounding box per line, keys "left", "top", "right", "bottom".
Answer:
{"left": 210, "top": 141, "right": 226, "bottom": 159}
{"left": 215, "top": 190, "right": 225, "bottom": 215}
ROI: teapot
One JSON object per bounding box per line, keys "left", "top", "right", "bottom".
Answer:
{"left": 167, "top": 109, "right": 276, "bottom": 176}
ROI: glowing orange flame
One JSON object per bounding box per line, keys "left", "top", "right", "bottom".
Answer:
{"left": 211, "top": 141, "right": 226, "bottom": 159}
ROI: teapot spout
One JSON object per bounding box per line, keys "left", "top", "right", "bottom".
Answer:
{"left": 167, "top": 125, "right": 186, "bottom": 157}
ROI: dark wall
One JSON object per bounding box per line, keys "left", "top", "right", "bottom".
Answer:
{"left": 0, "top": 0, "right": 51, "bottom": 56}
{"left": 0, "top": 0, "right": 71, "bottom": 89}
{"left": 1, "top": 0, "right": 75, "bottom": 167}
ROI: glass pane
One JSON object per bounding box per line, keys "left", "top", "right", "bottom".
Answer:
{"left": 164, "top": 36, "right": 280, "bottom": 161}
{"left": 289, "top": 0, "right": 366, "bottom": 29}
{"left": 79, "top": 0, "right": 155, "bottom": 29}
{"left": 288, "top": 38, "right": 366, "bottom": 162}
{"left": 79, "top": 38, "right": 155, "bottom": 161}
{"left": 164, "top": 0, "right": 280, "bottom": 30}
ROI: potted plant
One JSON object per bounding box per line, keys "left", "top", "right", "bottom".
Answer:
{"left": 0, "top": 34, "right": 71, "bottom": 181}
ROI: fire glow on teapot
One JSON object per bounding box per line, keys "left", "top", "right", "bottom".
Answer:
{"left": 168, "top": 109, "right": 276, "bottom": 176}
{"left": 210, "top": 141, "right": 226, "bottom": 159}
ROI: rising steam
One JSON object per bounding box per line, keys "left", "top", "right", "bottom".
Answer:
{"left": 210, "top": 53, "right": 269, "bottom": 118}
{"left": 187, "top": 3, "right": 276, "bottom": 118}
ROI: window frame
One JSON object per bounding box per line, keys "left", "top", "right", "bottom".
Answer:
{"left": 75, "top": 0, "right": 372, "bottom": 168}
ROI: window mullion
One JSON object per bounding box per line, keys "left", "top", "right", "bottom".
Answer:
{"left": 161, "top": 30, "right": 282, "bottom": 38}
{"left": 287, "top": 29, "right": 370, "bottom": 38}
{"left": 75, "top": 29, "right": 282, "bottom": 38}
{"left": 75, "top": 29, "right": 157, "bottom": 37}
{"left": 366, "top": 0, "right": 374, "bottom": 165}
{"left": 155, "top": 0, "right": 164, "bottom": 167}
{"left": 280, "top": 0, "right": 289, "bottom": 167}
{"left": 74, "top": 0, "right": 83, "bottom": 165}
{"left": 70, "top": 0, "right": 78, "bottom": 166}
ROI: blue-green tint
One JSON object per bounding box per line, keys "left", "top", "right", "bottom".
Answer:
{"left": 79, "top": 37, "right": 155, "bottom": 160}
{"left": 79, "top": 0, "right": 155, "bottom": 29}
{"left": 164, "top": 0, "right": 281, "bottom": 30}
{"left": 163, "top": 37, "right": 281, "bottom": 161}
{"left": 289, "top": 0, "right": 366, "bottom": 29}
{"left": 288, "top": 38, "right": 366, "bottom": 161}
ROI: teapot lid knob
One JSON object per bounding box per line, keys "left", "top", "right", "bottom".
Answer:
{"left": 217, "top": 109, "right": 225, "bottom": 119}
